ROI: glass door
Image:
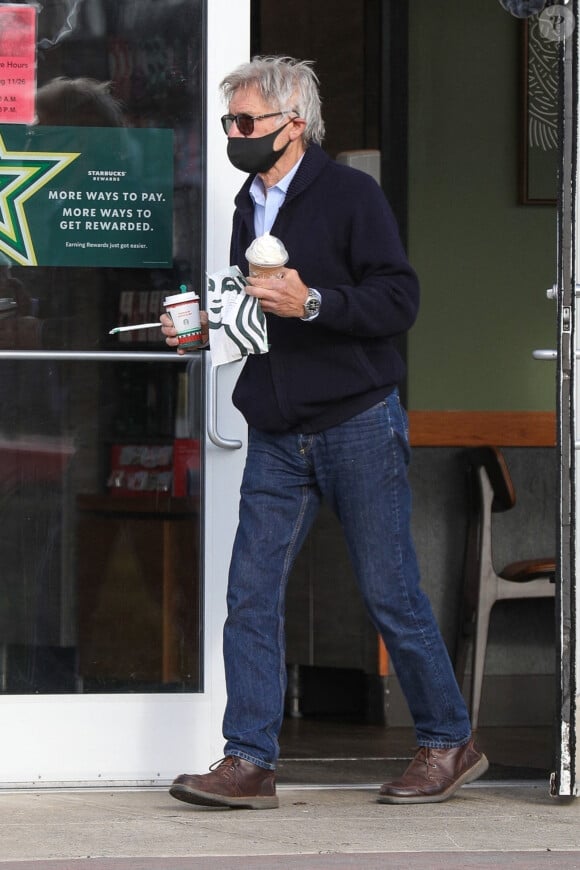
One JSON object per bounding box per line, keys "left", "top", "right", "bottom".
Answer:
{"left": 0, "top": 0, "right": 250, "bottom": 786}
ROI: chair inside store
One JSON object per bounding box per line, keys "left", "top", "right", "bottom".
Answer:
{"left": 455, "top": 445, "right": 556, "bottom": 730}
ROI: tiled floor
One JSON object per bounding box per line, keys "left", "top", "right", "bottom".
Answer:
{"left": 277, "top": 718, "right": 554, "bottom": 785}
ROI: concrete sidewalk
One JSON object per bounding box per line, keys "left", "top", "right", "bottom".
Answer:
{"left": 1, "top": 780, "right": 579, "bottom": 869}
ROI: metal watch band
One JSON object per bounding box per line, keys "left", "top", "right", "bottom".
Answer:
{"left": 301, "top": 287, "right": 321, "bottom": 321}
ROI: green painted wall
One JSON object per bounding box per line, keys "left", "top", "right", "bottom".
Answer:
{"left": 407, "top": 1, "right": 557, "bottom": 410}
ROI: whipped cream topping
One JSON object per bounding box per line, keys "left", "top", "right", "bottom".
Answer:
{"left": 245, "top": 232, "right": 289, "bottom": 267}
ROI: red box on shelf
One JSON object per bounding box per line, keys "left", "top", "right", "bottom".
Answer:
{"left": 108, "top": 444, "right": 173, "bottom": 496}
{"left": 173, "top": 439, "right": 201, "bottom": 497}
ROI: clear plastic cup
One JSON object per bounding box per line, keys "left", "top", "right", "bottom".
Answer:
{"left": 248, "top": 260, "right": 288, "bottom": 280}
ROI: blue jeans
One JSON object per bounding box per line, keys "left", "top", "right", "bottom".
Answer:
{"left": 223, "top": 389, "right": 471, "bottom": 769}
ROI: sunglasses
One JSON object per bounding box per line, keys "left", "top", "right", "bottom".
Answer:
{"left": 220, "top": 110, "right": 292, "bottom": 136}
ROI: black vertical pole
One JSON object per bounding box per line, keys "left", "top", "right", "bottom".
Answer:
{"left": 380, "top": 1, "right": 409, "bottom": 248}
{"left": 381, "top": 1, "right": 410, "bottom": 402}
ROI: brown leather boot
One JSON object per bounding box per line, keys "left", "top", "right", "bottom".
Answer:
{"left": 169, "top": 756, "right": 279, "bottom": 809}
{"left": 378, "top": 738, "right": 489, "bottom": 804}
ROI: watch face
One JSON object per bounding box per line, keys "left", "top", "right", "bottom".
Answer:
{"left": 305, "top": 291, "right": 320, "bottom": 314}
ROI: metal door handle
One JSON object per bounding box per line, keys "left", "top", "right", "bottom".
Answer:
{"left": 205, "top": 360, "right": 242, "bottom": 449}
{"left": 533, "top": 349, "right": 557, "bottom": 360}
{"left": 0, "top": 351, "right": 191, "bottom": 362}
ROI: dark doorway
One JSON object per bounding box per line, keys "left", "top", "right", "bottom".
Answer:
{"left": 250, "top": 0, "right": 553, "bottom": 787}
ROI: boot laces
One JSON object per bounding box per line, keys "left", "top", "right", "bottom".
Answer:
{"left": 209, "top": 756, "right": 239, "bottom": 781}
{"left": 416, "top": 747, "right": 438, "bottom": 769}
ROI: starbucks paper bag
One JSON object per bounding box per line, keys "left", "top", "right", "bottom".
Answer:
{"left": 206, "top": 266, "right": 268, "bottom": 367}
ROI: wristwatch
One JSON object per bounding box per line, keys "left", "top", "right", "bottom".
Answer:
{"left": 301, "top": 287, "right": 321, "bottom": 321}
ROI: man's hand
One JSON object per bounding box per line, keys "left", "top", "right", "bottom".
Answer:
{"left": 161, "top": 309, "right": 209, "bottom": 353}
{"left": 245, "top": 268, "right": 308, "bottom": 318}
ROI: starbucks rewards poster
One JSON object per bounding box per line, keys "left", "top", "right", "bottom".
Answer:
{"left": 0, "top": 125, "right": 173, "bottom": 268}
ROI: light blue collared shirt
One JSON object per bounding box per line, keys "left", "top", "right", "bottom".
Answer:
{"left": 249, "top": 157, "right": 303, "bottom": 237}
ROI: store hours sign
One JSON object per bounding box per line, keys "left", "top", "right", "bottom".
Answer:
{"left": 0, "top": 125, "right": 173, "bottom": 268}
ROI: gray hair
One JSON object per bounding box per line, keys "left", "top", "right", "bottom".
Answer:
{"left": 220, "top": 55, "right": 325, "bottom": 145}
{"left": 36, "top": 77, "right": 125, "bottom": 127}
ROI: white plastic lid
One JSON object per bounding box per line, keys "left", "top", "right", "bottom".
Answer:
{"left": 164, "top": 291, "right": 199, "bottom": 305}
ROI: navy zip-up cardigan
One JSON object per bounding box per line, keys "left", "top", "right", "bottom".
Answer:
{"left": 229, "top": 143, "right": 420, "bottom": 434}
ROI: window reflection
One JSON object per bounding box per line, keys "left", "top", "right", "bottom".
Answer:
{"left": 0, "top": 0, "right": 204, "bottom": 694}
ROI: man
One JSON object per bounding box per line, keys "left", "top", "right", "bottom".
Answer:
{"left": 162, "top": 55, "right": 488, "bottom": 809}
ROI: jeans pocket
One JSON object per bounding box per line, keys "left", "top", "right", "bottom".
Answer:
{"left": 384, "top": 389, "right": 410, "bottom": 460}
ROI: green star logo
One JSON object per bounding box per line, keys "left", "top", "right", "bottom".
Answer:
{"left": 0, "top": 133, "right": 80, "bottom": 266}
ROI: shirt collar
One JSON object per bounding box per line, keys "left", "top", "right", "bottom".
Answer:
{"left": 249, "top": 155, "right": 304, "bottom": 207}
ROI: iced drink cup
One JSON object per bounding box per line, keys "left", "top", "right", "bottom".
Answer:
{"left": 164, "top": 287, "right": 203, "bottom": 350}
{"left": 246, "top": 232, "right": 289, "bottom": 279}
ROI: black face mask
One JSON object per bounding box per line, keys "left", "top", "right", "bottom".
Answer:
{"left": 227, "top": 120, "right": 292, "bottom": 174}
